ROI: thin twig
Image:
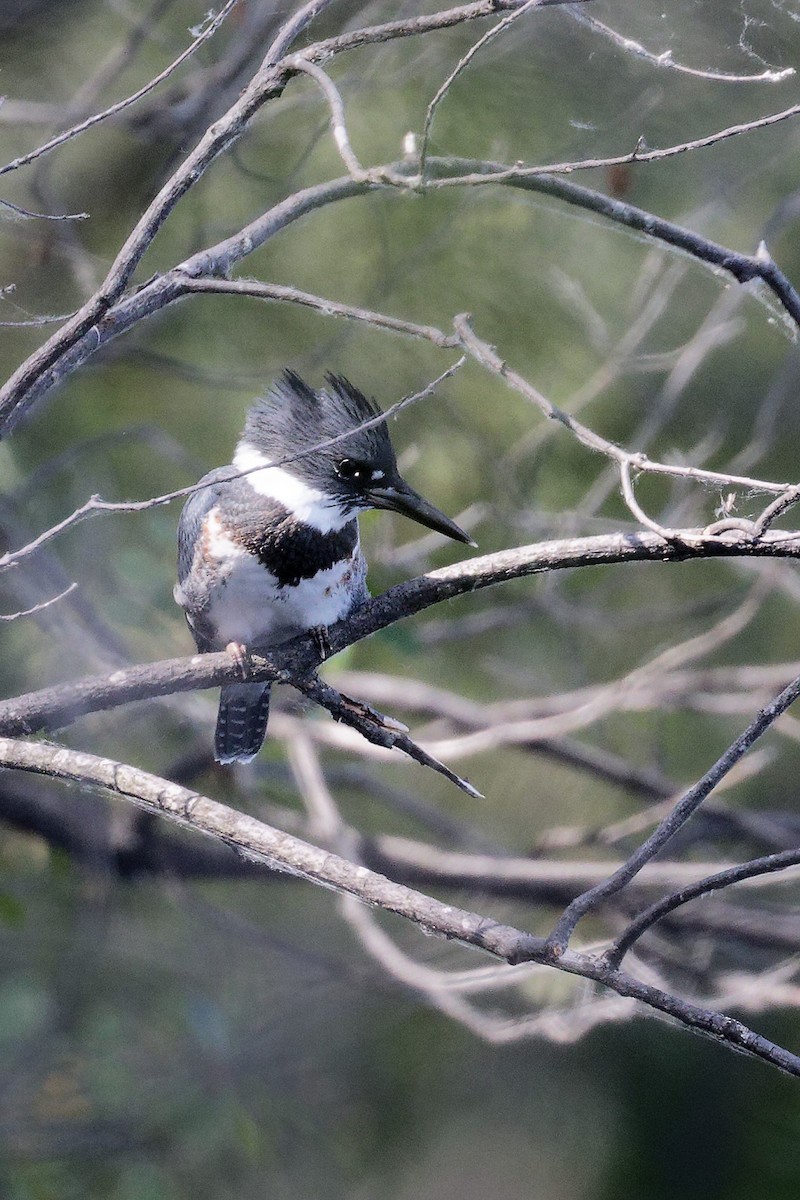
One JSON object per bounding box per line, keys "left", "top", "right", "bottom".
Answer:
{"left": 546, "top": 672, "right": 800, "bottom": 956}
{"left": 0, "top": 0, "right": 243, "bottom": 177}
{"left": 0, "top": 198, "right": 88, "bottom": 221}
{"left": 179, "top": 277, "right": 461, "bottom": 347}
{"left": 607, "top": 848, "right": 800, "bottom": 969}
{"left": 0, "top": 582, "right": 78, "bottom": 621}
{"left": 419, "top": 0, "right": 540, "bottom": 178}
{"left": 569, "top": 10, "right": 794, "bottom": 83}
{"left": 529, "top": 101, "right": 800, "bottom": 177}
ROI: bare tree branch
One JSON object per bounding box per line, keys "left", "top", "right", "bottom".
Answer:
{"left": 569, "top": 9, "right": 795, "bottom": 83}
{"left": 546, "top": 671, "right": 800, "bottom": 956}
{"left": 429, "top": 162, "right": 800, "bottom": 327}
{"left": 0, "top": 0, "right": 243, "bottom": 178}
{"left": 6, "top": 138, "right": 800, "bottom": 439}
{"left": 607, "top": 848, "right": 800, "bottom": 969}
{"left": 0, "top": 735, "right": 797, "bottom": 1077}
{"left": 1, "top": 529, "right": 799, "bottom": 740}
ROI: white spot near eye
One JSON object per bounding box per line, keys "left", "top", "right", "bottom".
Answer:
{"left": 371, "top": 469, "right": 385, "bottom": 481}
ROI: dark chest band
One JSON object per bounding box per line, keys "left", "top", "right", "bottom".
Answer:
{"left": 219, "top": 486, "right": 359, "bottom": 588}
{"left": 243, "top": 520, "right": 358, "bottom": 587}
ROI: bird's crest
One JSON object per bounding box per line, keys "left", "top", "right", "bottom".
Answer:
{"left": 241, "top": 370, "right": 396, "bottom": 481}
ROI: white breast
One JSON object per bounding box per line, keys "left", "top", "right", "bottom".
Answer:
{"left": 201, "top": 507, "right": 366, "bottom": 650}
{"left": 279, "top": 554, "right": 367, "bottom": 632}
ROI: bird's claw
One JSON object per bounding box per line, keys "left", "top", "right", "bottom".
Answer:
{"left": 311, "top": 625, "right": 333, "bottom": 661}
{"left": 225, "top": 641, "right": 250, "bottom": 681}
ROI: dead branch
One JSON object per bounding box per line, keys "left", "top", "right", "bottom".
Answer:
{"left": 0, "top": 735, "right": 797, "bottom": 1077}
{"left": 1, "top": 528, "right": 799, "bottom": 740}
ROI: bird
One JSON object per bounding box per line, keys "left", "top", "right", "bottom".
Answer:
{"left": 174, "top": 370, "right": 473, "bottom": 764}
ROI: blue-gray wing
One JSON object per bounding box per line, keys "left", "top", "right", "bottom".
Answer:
{"left": 174, "top": 468, "right": 231, "bottom": 652}
{"left": 176, "top": 468, "right": 231, "bottom": 587}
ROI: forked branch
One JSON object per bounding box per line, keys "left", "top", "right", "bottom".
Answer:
{"left": 0, "top": 736, "right": 797, "bottom": 1077}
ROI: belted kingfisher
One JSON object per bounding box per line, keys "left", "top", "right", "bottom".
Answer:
{"left": 174, "top": 370, "right": 473, "bottom": 764}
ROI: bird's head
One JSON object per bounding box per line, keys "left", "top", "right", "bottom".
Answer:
{"left": 235, "top": 371, "right": 474, "bottom": 544}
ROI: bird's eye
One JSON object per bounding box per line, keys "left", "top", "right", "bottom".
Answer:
{"left": 337, "top": 459, "right": 366, "bottom": 482}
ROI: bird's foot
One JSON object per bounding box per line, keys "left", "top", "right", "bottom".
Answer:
{"left": 310, "top": 625, "right": 332, "bottom": 662}
{"left": 225, "top": 641, "right": 250, "bottom": 681}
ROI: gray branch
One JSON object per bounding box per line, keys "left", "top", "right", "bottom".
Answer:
{"left": 1, "top": 528, "right": 798, "bottom": 739}
{"left": 0, "top": 735, "right": 797, "bottom": 1078}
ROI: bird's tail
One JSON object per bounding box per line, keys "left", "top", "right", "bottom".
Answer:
{"left": 215, "top": 682, "right": 272, "bottom": 764}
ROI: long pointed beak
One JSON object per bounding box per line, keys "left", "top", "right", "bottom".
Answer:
{"left": 366, "top": 478, "right": 476, "bottom": 546}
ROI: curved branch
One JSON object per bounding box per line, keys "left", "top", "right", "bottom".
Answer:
{"left": 0, "top": 0, "right": 243, "bottom": 178}
{"left": 546, "top": 670, "right": 800, "bottom": 956}
{"left": 8, "top": 146, "right": 800, "bottom": 427}
{"left": 0, "top": 0, "right": 338, "bottom": 435}
{"left": 0, "top": 735, "right": 797, "bottom": 1078}
{"left": 607, "top": 848, "right": 800, "bottom": 968}
{"left": 0, "top": 528, "right": 798, "bottom": 738}
{"left": 426, "top": 159, "right": 800, "bottom": 327}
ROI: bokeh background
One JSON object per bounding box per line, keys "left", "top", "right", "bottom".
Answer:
{"left": 2, "top": 1, "right": 800, "bottom": 1196}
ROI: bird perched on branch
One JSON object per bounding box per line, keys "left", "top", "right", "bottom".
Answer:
{"left": 174, "top": 370, "right": 473, "bottom": 764}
